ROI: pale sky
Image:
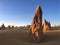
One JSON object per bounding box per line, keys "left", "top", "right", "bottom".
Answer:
{"left": 0, "top": 0, "right": 60, "bottom": 27}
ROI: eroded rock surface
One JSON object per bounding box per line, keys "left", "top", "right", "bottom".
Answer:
{"left": 30, "top": 5, "right": 43, "bottom": 42}
{"left": 43, "top": 19, "right": 51, "bottom": 32}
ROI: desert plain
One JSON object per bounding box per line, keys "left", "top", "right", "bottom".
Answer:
{"left": 0, "top": 27, "right": 60, "bottom": 45}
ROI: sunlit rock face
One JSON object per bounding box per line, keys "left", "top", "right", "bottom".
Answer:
{"left": 43, "top": 19, "right": 51, "bottom": 32}
{"left": 30, "top": 4, "right": 43, "bottom": 42}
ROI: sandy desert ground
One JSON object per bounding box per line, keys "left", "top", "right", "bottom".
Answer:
{"left": 0, "top": 27, "right": 60, "bottom": 45}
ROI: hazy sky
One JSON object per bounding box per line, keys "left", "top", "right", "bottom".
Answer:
{"left": 0, "top": 0, "right": 60, "bottom": 26}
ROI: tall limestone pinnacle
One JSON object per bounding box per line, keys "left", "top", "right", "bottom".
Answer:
{"left": 36, "top": 4, "right": 42, "bottom": 29}
{"left": 36, "top": 4, "right": 42, "bottom": 15}
{"left": 31, "top": 4, "right": 42, "bottom": 29}
{"left": 30, "top": 4, "right": 43, "bottom": 42}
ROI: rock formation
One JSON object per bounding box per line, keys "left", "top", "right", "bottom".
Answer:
{"left": 12, "top": 26, "right": 14, "bottom": 28}
{"left": 8, "top": 25, "right": 11, "bottom": 29}
{"left": 1, "top": 24, "right": 5, "bottom": 30}
{"left": 29, "top": 4, "right": 43, "bottom": 42}
{"left": 43, "top": 19, "right": 51, "bottom": 32}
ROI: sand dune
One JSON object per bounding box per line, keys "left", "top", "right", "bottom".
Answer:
{"left": 0, "top": 28, "right": 60, "bottom": 45}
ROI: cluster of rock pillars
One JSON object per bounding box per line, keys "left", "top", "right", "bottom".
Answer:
{"left": 29, "top": 4, "right": 51, "bottom": 42}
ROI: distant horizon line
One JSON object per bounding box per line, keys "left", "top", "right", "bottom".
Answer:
{"left": 0, "top": 22, "right": 60, "bottom": 27}
{"left": 0, "top": 22, "right": 29, "bottom": 27}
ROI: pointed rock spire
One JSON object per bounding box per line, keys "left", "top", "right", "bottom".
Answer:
{"left": 29, "top": 4, "right": 43, "bottom": 42}
{"left": 43, "top": 19, "right": 51, "bottom": 32}
{"left": 36, "top": 4, "right": 42, "bottom": 15}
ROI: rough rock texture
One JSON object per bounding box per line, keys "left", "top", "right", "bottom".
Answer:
{"left": 30, "top": 5, "right": 43, "bottom": 42}
{"left": 43, "top": 19, "right": 51, "bottom": 32}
